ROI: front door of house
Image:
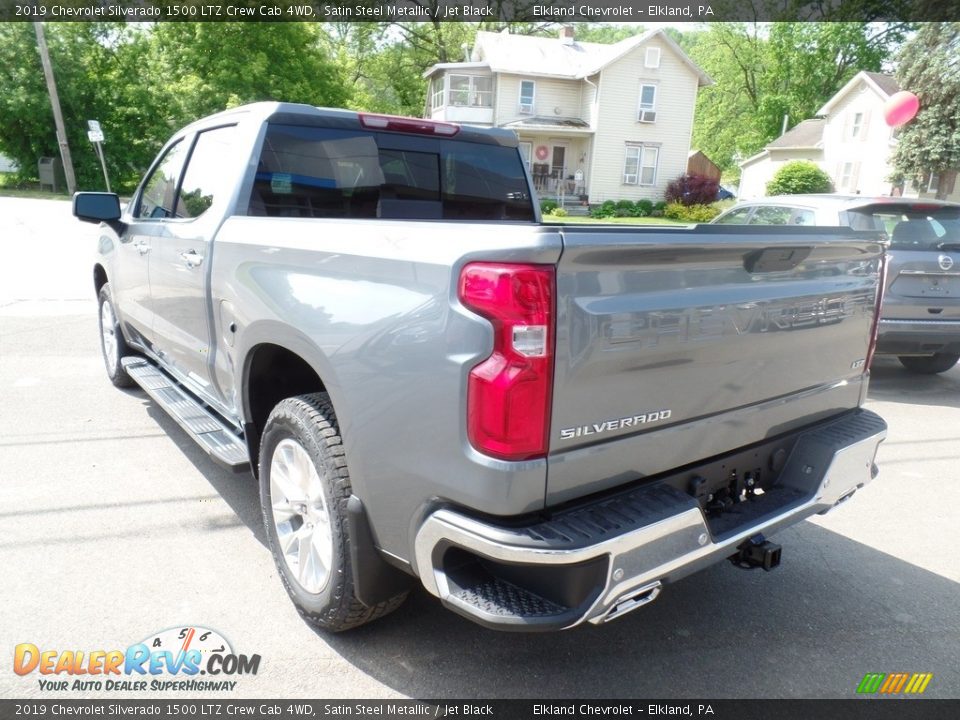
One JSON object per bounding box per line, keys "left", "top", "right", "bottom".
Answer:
{"left": 551, "top": 145, "right": 567, "bottom": 183}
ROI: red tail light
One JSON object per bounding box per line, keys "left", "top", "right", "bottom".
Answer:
{"left": 458, "top": 263, "right": 555, "bottom": 461}
{"left": 864, "top": 252, "right": 888, "bottom": 371}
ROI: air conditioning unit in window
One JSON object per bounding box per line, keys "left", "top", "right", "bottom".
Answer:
{"left": 639, "top": 110, "right": 657, "bottom": 123}
{"left": 519, "top": 103, "right": 533, "bottom": 114}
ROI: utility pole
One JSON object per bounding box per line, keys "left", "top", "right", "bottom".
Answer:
{"left": 33, "top": 22, "right": 77, "bottom": 195}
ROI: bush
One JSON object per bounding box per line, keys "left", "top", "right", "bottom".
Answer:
{"left": 549, "top": 207, "right": 568, "bottom": 217}
{"left": 635, "top": 199, "right": 654, "bottom": 217}
{"left": 766, "top": 161, "right": 833, "bottom": 195}
{"left": 665, "top": 174, "right": 720, "bottom": 206}
{"left": 540, "top": 199, "right": 559, "bottom": 214}
{"left": 589, "top": 200, "right": 617, "bottom": 218}
{"left": 663, "top": 202, "right": 721, "bottom": 222}
{"left": 650, "top": 200, "right": 667, "bottom": 217}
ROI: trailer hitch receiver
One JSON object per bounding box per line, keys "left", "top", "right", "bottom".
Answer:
{"left": 729, "top": 534, "right": 781, "bottom": 571}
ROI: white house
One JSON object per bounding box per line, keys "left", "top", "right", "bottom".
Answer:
{"left": 423, "top": 27, "right": 711, "bottom": 205}
{"left": 739, "top": 71, "right": 959, "bottom": 201}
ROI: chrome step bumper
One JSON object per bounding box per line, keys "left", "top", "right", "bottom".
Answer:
{"left": 414, "top": 409, "right": 886, "bottom": 631}
{"left": 121, "top": 357, "right": 250, "bottom": 472}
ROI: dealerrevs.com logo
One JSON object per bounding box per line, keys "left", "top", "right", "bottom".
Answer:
{"left": 14, "top": 626, "right": 261, "bottom": 692}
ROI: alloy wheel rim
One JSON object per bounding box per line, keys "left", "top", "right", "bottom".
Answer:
{"left": 100, "top": 300, "right": 118, "bottom": 375}
{"left": 269, "top": 438, "right": 334, "bottom": 594}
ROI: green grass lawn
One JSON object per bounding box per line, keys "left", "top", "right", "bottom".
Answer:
{"left": 542, "top": 215, "right": 689, "bottom": 225}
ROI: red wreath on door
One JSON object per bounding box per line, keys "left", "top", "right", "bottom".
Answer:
{"left": 535, "top": 145, "right": 549, "bottom": 161}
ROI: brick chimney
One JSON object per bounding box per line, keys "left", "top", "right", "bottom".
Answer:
{"left": 559, "top": 25, "right": 575, "bottom": 45}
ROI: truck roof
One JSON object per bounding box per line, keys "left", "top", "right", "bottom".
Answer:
{"left": 182, "top": 101, "right": 520, "bottom": 148}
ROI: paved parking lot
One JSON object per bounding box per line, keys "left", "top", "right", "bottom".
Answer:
{"left": 1, "top": 197, "right": 958, "bottom": 700}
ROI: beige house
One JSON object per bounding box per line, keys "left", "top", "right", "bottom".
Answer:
{"left": 739, "top": 71, "right": 959, "bottom": 201}
{"left": 423, "top": 27, "right": 711, "bottom": 205}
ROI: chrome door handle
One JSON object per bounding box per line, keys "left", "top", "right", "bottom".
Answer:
{"left": 179, "top": 250, "right": 203, "bottom": 268}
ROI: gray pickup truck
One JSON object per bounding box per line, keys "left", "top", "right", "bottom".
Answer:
{"left": 75, "top": 102, "right": 887, "bottom": 632}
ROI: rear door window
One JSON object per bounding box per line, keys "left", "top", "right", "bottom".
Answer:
{"left": 750, "top": 205, "right": 794, "bottom": 225}
{"left": 249, "top": 124, "right": 534, "bottom": 221}
{"left": 714, "top": 206, "right": 753, "bottom": 224}
{"left": 177, "top": 125, "right": 238, "bottom": 219}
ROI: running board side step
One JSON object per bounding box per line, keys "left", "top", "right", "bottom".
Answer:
{"left": 121, "top": 357, "right": 250, "bottom": 472}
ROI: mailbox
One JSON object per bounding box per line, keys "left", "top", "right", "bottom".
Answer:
{"left": 38, "top": 156, "right": 64, "bottom": 193}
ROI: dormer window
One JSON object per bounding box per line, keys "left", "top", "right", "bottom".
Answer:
{"left": 645, "top": 47, "right": 661, "bottom": 69}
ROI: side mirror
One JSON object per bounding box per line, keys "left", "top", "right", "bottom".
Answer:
{"left": 73, "top": 192, "right": 121, "bottom": 224}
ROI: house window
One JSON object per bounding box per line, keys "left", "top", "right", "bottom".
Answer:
{"left": 518, "top": 142, "right": 532, "bottom": 169}
{"left": 519, "top": 80, "right": 535, "bottom": 114}
{"left": 928, "top": 172, "right": 940, "bottom": 193}
{"left": 637, "top": 84, "right": 657, "bottom": 123}
{"left": 448, "top": 75, "right": 493, "bottom": 108}
{"left": 623, "top": 145, "right": 659, "bottom": 186}
{"left": 850, "top": 112, "right": 864, "bottom": 139}
{"left": 645, "top": 47, "right": 661, "bottom": 69}
{"left": 839, "top": 162, "right": 854, "bottom": 189}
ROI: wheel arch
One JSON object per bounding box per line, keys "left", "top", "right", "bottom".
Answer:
{"left": 240, "top": 338, "right": 336, "bottom": 474}
{"left": 94, "top": 264, "right": 108, "bottom": 297}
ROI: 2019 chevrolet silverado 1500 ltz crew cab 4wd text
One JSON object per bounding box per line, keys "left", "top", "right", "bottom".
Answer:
{"left": 75, "top": 103, "right": 887, "bottom": 632}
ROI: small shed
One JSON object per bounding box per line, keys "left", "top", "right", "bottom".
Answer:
{"left": 687, "top": 150, "right": 721, "bottom": 182}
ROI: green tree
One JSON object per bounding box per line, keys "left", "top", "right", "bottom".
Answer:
{"left": 890, "top": 23, "right": 960, "bottom": 197}
{"left": 148, "top": 23, "right": 350, "bottom": 121}
{"left": 0, "top": 22, "right": 352, "bottom": 193}
{"left": 766, "top": 160, "right": 833, "bottom": 195}
{"left": 0, "top": 23, "right": 163, "bottom": 192}
{"left": 686, "top": 22, "right": 909, "bottom": 180}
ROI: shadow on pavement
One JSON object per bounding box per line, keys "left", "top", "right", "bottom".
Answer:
{"left": 143, "top": 401, "right": 266, "bottom": 547}
{"left": 320, "top": 523, "right": 959, "bottom": 699}
{"left": 868, "top": 357, "right": 960, "bottom": 408}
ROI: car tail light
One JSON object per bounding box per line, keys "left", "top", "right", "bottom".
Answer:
{"left": 458, "top": 263, "right": 555, "bottom": 461}
{"left": 359, "top": 113, "right": 460, "bottom": 136}
{"left": 864, "top": 253, "right": 888, "bottom": 371}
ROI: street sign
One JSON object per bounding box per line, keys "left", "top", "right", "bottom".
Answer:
{"left": 87, "top": 119, "right": 102, "bottom": 133}
{"left": 87, "top": 129, "right": 104, "bottom": 143}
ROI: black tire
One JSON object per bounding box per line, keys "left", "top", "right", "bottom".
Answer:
{"left": 259, "top": 393, "right": 407, "bottom": 632}
{"left": 97, "top": 283, "right": 135, "bottom": 388}
{"left": 897, "top": 353, "right": 960, "bottom": 375}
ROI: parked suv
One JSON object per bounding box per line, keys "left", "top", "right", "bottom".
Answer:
{"left": 715, "top": 195, "right": 960, "bottom": 374}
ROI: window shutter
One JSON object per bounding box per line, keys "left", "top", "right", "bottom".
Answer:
{"left": 850, "top": 162, "right": 861, "bottom": 191}
{"left": 860, "top": 110, "right": 870, "bottom": 142}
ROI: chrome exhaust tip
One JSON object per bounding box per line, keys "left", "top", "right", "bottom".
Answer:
{"left": 603, "top": 581, "right": 662, "bottom": 623}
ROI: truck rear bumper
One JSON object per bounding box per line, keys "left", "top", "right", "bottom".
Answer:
{"left": 414, "top": 409, "right": 886, "bottom": 631}
{"left": 876, "top": 318, "right": 960, "bottom": 355}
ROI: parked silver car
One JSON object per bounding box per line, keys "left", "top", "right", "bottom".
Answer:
{"left": 714, "top": 195, "right": 960, "bottom": 374}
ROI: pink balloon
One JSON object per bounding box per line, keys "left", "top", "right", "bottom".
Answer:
{"left": 884, "top": 91, "right": 920, "bottom": 127}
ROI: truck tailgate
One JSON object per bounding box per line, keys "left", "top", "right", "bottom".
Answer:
{"left": 547, "top": 224, "right": 883, "bottom": 504}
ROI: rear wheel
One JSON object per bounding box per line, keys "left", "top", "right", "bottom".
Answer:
{"left": 259, "top": 393, "right": 407, "bottom": 631}
{"left": 897, "top": 353, "right": 960, "bottom": 375}
{"left": 97, "top": 283, "right": 135, "bottom": 388}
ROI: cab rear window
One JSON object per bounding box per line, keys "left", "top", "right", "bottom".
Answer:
{"left": 248, "top": 125, "right": 534, "bottom": 221}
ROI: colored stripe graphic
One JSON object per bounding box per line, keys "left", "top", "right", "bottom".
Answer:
{"left": 857, "top": 673, "right": 885, "bottom": 693}
{"left": 857, "top": 672, "right": 932, "bottom": 694}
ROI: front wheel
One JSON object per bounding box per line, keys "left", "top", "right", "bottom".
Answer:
{"left": 97, "top": 283, "right": 135, "bottom": 388}
{"left": 897, "top": 353, "right": 960, "bottom": 375}
{"left": 259, "top": 393, "right": 407, "bottom": 632}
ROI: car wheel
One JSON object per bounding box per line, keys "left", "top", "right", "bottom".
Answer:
{"left": 259, "top": 393, "right": 407, "bottom": 632}
{"left": 97, "top": 283, "right": 135, "bottom": 388}
{"left": 897, "top": 353, "right": 960, "bottom": 375}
